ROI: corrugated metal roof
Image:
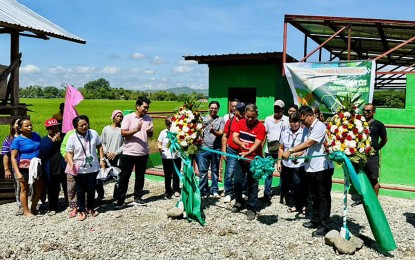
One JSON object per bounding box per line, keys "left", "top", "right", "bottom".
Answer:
{"left": 0, "top": 0, "right": 85, "bottom": 44}
{"left": 184, "top": 52, "right": 297, "bottom": 66}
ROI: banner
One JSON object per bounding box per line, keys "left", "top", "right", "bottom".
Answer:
{"left": 62, "top": 84, "right": 84, "bottom": 133}
{"left": 284, "top": 61, "right": 375, "bottom": 113}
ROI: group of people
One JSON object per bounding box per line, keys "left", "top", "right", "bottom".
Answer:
{"left": 197, "top": 99, "right": 387, "bottom": 237}
{"left": 2, "top": 97, "right": 387, "bottom": 235}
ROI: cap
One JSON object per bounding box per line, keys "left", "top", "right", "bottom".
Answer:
{"left": 274, "top": 100, "right": 285, "bottom": 108}
{"left": 111, "top": 110, "right": 123, "bottom": 119}
{"left": 44, "top": 118, "right": 60, "bottom": 128}
{"left": 235, "top": 102, "right": 246, "bottom": 112}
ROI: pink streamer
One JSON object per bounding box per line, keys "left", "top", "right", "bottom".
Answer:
{"left": 62, "top": 84, "right": 84, "bottom": 133}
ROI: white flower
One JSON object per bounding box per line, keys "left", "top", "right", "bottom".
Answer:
{"left": 349, "top": 140, "right": 357, "bottom": 148}
{"left": 178, "top": 120, "right": 184, "bottom": 125}
{"left": 196, "top": 123, "right": 203, "bottom": 130}
{"left": 179, "top": 110, "right": 186, "bottom": 115}
{"left": 344, "top": 112, "right": 351, "bottom": 118}
{"left": 180, "top": 141, "right": 188, "bottom": 147}
{"left": 170, "top": 126, "right": 179, "bottom": 133}
{"left": 357, "top": 126, "right": 363, "bottom": 133}
{"left": 190, "top": 133, "right": 197, "bottom": 139}
{"left": 361, "top": 116, "right": 366, "bottom": 122}
{"left": 182, "top": 126, "right": 190, "bottom": 133}
{"left": 330, "top": 125, "right": 337, "bottom": 133}
{"left": 345, "top": 148, "right": 352, "bottom": 156}
{"left": 359, "top": 147, "right": 365, "bottom": 153}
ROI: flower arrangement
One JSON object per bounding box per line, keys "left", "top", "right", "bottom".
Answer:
{"left": 169, "top": 95, "right": 204, "bottom": 156}
{"left": 324, "top": 94, "right": 373, "bottom": 167}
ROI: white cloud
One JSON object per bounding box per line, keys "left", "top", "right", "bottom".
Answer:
{"left": 173, "top": 66, "right": 191, "bottom": 73}
{"left": 48, "top": 66, "right": 70, "bottom": 74}
{"left": 129, "top": 68, "right": 141, "bottom": 73}
{"left": 131, "top": 52, "right": 145, "bottom": 59}
{"left": 143, "top": 69, "right": 155, "bottom": 75}
{"left": 177, "top": 59, "right": 197, "bottom": 66}
{"left": 100, "top": 66, "right": 121, "bottom": 74}
{"left": 20, "top": 64, "right": 40, "bottom": 74}
{"left": 75, "top": 66, "right": 96, "bottom": 74}
{"left": 152, "top": 56, "right": 165, "bottom": 64}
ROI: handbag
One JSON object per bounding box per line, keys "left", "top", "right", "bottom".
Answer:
{"left": 18, "top": 159, "right": 31, "bottom": 169}
{"left": 96, "top": 168, "right": 110, "bottom": 181}
{"left": 267, "top": 140, "right": 280, "bottom": 154}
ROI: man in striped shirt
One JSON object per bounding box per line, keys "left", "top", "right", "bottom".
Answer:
{"left": 231, "top": 104, "right": 266, "bottom": 221}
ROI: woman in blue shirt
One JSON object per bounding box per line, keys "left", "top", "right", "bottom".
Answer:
{"left": 11, "top": 117, "right": 42, "bottom": 217}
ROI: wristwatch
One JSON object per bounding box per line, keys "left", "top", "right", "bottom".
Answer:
{"left": 288, "top": 148, "right": 294, "bottom": 153}
{"left": 100, "top": 158, "right": 105, "bottom": 161}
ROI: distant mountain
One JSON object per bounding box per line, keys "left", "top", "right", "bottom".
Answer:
{"left": 144, "top": 87, "right": 208, "bottom": 96}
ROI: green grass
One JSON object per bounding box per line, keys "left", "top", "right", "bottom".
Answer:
{"left": 0, "top": 99, "right": 208, "bottom": 154}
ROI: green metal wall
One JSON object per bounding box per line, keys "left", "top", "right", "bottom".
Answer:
{"left": 208, "top": 64, "right": 293, "bottom": 120}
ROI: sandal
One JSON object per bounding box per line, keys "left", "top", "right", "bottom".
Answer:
{"left": 287, "top": 207, "right": 298, "bottom": 213}
{"left": 78, "top": 212, "right": 87, "bottom": 221}
{"left": 68, "top": 209, "right": 78, "bottom": 218}
{"left": 302, "top": 207, "right": 308, "bottom": 215}
{"left": 88, "top": 210, "right": 99, "bottom": 217}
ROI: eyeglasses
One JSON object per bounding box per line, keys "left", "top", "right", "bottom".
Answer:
{"left": 362, "top": 109, "right": 373, "bottom": 113}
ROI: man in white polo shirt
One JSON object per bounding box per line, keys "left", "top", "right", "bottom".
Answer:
{"left": 116, "top": 97, "right": 153, "bottom": 208}
{"left": 263, "top": 100, "right": 289, "bottom": 202}
{"left": 282, "top": 106, "right": 334, "bottom": 237}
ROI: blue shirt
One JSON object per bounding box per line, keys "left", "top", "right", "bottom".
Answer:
{"left": 11, "top": 133, "right": 41, "bottom": 160}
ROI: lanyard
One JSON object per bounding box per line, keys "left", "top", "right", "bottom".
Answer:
{"left": 76, "top": 130, "right": 92, "bottom": 167}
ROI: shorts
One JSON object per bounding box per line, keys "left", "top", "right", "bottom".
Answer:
{"left": 18, "top": 168, "right": 29, "bottom": 182}
{"left": 364, "top": 155, "right": 380, "bottom": 184}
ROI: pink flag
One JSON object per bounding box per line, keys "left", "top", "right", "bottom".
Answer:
{"left": 62, "top": 84, "right": 84, "bottom": 133}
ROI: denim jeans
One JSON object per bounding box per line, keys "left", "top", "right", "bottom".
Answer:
{"left": 224, "top": 146, "right": 242, "bottom": 197}
{"left": 196, "top": 148, "right": 220, "bottom": 195}
{"left": 264, "top": 153, "right": 278, "bottom": 197}
{"left": 74, "top": 172, "right": 98, "bottom": 212}
{"left": 117, "top": 154, "right": 149, "bottom": 205}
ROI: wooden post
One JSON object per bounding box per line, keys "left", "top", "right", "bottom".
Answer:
{"left": 10, "top": 30, "right": 19, "bottom": 108}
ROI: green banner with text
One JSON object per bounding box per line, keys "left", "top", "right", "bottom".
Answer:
{"left": 284, "top": 61, "right": 375, "bottom": 113}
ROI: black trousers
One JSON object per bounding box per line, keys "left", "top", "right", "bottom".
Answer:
{"left": 47, "top": 172, "right": 67, "bottom": 211}
{"left": 309, "top": 168, "right": 334, "bottom": 229}
{"left": 234, "top": 161, "right": 258, "bottom": 212}
{"left": 281, "top": 165, "right": 308, "bottom": 209}
{"left": 162, "top": 158, "right": 181, "bottom": 196}
{"left": 117, "top": 154, "right": 148, "bottom": 204}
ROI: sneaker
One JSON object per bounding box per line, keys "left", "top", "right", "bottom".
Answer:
{"left": 312, "top": 227, "right": 329, "bottom": 237}
{"left": 131, "top": 199, "right": 147, "bottom": 206}
{"left": 15, "top": 207, "right": 24, "bottom": 216}
{"left": 114, "top": 204, "right": 125, "bottom": 210}
{"left": 223, "top": 195, "right": 232, "bottom": 203}
{"left": 242, "top": 194, "right": 248, "bottom": 201}
{"left": 47, "top": 210, "right": 56, "bottom": 216}
{"left": 246, "top": 210, "right": 256, "bottom": 221}
{"left": 212, "top": 193, "right": 220, "bottom": 199}
{"left": 231, "top": 202, "right": 242, "bottom": 213}
{"left": 174, "top": 192, "right": 181, "bottom": 197}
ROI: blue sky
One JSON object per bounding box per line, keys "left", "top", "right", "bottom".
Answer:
{"left": 3, "top": 0, "right": 415, "bottom": 91}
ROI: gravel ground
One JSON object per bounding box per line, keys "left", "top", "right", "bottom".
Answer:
{"left": 0, "top": 179, "right": 414, "bottom": 259}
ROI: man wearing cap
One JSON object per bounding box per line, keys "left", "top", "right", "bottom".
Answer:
{"left": 39, "top": 118, "right": 67, "bottom": 215}
{"left": 263, "top": 100, "right": 289, "bottom": 202}
{"left": 223, "top": 98, "right": 239, "bottom": 123}
{"left": 99, "top": 110, "right": 124, "bottom": 200}
{"left": 221, "top": 102, "right": 245, "bottom": 203}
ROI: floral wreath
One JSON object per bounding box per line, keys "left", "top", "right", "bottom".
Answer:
{"left": 324, "top": 94, "right": 374, "bottom": 167}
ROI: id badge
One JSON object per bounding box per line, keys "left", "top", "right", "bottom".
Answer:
{"left": 85, "top": 156, "right": 93, "bottom": 164}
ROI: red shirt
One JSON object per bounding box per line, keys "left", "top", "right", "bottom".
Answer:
{"left": 224, "top": 117, "right": 240, "bottom": 150}
{"left": 231, "top": 118, "right": 266, "bottom": 159}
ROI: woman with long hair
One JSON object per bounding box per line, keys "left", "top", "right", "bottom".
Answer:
{"left": 1, "top": 116, "right": 22, "bottom": 215}
{"left": 66, "top": 115, "right": 106, "bottom": 221}
{"left": 10, "top": 117, "right": 42, "bottom": 216}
